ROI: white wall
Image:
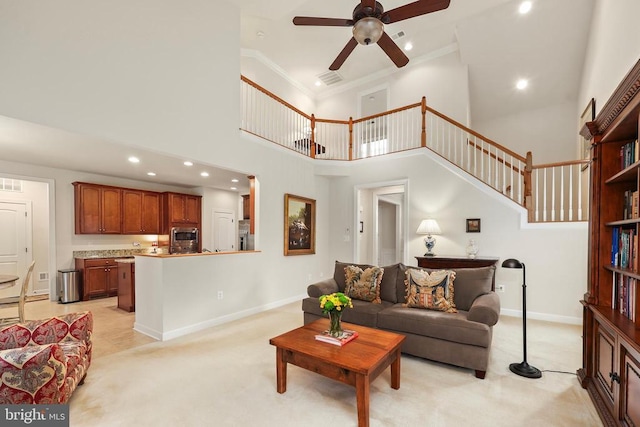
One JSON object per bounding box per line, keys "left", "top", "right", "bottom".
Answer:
{"left": 473, "top": 101, "right": 578, "bottom": 163}
{"left": 0, "top": 0, "right": 239, "bottom": 163}
{"left": 322, "top": 151, "right": 588, "bottom": 323}
{"left": 241, "top": 54, "right": 316, "bottom": 114}
{"left": 579, "top": 0, "right": 640, "bottom": 116}
{"left": 315, "top": 51, "right": 470, "bottom": 125}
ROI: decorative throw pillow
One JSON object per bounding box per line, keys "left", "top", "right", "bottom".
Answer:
{"left": 404, "top": 268, "right": 457, "bottom": 313}
{"left": 344, "top": 265, "right": 384, "bottom": 304}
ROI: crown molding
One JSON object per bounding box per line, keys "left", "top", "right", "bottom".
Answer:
{"left": 593, "top": 59, "right": 640, "bottom": 142}
{"left": 242, "top": 43, "right": 459, "bottom": 104}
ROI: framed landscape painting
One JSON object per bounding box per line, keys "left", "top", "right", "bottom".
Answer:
{"left": 284, "top": 193, "right": 316, "bottom": 256}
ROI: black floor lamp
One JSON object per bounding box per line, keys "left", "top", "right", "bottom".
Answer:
{"left": 502, "top": 258, "right": 542, "bottom": 379}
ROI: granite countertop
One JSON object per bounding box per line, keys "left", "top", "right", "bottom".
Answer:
{"left": 73, "top": 248, "right": 167, "bottom": 259}
{"left": 114, "top": 258, "right": 135, "bottom": 263}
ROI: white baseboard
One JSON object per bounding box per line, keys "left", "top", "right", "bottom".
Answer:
{"left": 140, "top": 294, "right": 307, "bottom": 342}
{"left": 500, "top": 308, "right": 582, "bottom": 326}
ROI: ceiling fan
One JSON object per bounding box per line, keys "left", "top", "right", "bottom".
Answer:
{"left": 293, "top": 0, "right": 451, "bottom": 71}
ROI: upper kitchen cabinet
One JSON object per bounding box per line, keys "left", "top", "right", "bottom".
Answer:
{"left": 122, "top": 189, "right": 160, "bottom": 234}
{"left": 163, "top": 192, "right": 201, "bottom": 230}
{"left": 73, "top": 182, "right": 122, "bottom": 234}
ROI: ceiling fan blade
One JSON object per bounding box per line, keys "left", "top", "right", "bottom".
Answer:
{"left": 360, "top": 0, "right": 377, "bottom": 12}
{"left": 329, "top": 37, "right": 359, "bottom": 71}
{"left": 293, "top": 17, "right": 354, "bottom": 27}
{"left": 382, "top": 0, "right": 451, "bottom": 24}
{"left": 377, "top": 32, "right": 409, "bottom": 68}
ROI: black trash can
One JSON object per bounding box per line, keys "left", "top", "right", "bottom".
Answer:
{"left": 58, "top": 269, "right": 81, "bottom": 303}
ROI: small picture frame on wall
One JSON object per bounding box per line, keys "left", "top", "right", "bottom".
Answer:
{"left": 466, "top": 218, "right": 481, "bottom": 233}
{"left": 359, "top": 221, "right": 364, "bottom": 233}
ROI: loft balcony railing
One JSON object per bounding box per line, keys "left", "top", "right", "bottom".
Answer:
{"left": 240, "top": 76, "right": 590, "bottom": 223}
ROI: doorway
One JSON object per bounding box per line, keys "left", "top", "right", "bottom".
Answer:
{"left": 355, "top": 180, "right": 407, "bottom": 266}
{"left": 0, "top": 201, "right": 31, "bottom": 298}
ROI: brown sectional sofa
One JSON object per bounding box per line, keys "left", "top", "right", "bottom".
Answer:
{"left": 302, "top": 261, "right": 500, "bottom": 379}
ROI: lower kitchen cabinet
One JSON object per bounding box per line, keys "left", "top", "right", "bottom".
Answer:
{"left": 117, "top": 261, "right": 135, "bottom": 312}
{"left": 75, "top": 258, "right": 119, "bottom": 300}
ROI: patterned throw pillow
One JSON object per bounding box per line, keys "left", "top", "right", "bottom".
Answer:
{"left": 344, "top": 265, "right": 384, "bottom": 304}
{"left": 404, "top": 268, "right": 457, "bottom": 313}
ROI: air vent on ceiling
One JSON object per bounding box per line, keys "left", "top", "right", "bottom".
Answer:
{"left": 317, "top": 70, "right": 343, "bottom": 86}
{"left": 391, "top": 31, "right": 405, "bottom": 40}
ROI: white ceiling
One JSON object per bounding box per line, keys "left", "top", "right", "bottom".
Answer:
{"left": 0, "top": 0, "right": 594, "bottom": 190}
{"left": 237, "top": 0, "right": 594, "bottom": 122}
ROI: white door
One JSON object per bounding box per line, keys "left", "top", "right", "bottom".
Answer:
{"left": 213, "top": 211, "right": 236, "bottom": 252}
{"left": 0, "top": 202, "right": 30, "bottom": 298}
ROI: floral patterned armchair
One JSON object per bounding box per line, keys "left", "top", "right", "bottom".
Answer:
{"left": 0, "top": 311, "right": 93, "bottom": 404}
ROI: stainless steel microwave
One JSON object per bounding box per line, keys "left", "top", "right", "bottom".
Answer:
{"left": 170, "top": 227, "right": 199, "bottom": 254}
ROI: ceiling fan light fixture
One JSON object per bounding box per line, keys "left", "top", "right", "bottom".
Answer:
{"left": 352, "top": 17, "right": 384, "bottom": 45}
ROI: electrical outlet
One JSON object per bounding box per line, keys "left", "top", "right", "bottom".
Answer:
{"left": 496, "top": 285, "right": 505, "bottom": 293}
{"left": 217, "top": 291, "right": 224, "bottom": 300}
{"left": 307, "top": 273, "right": 312, "bottom": 281}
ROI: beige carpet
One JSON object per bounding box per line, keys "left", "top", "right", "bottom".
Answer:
{"left": 61, "top": 301, "right": 603, "bottom": 427}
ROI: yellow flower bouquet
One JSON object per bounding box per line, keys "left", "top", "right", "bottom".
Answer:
{"left": 319, "top": 292, "right": 353, "bottom": 337}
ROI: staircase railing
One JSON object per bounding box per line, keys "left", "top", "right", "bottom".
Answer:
{"left": 240, "top": 75, "right": 589, "bottom": 222}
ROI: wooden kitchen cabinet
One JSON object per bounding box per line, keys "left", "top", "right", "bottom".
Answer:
{"left": 163, "top": 192, "right": 201, "bottom": 229}
{"left": 73, "top": 182, "right": 122, "bottom": 234}
{"left": 122, "top": 189, "right": 160, "bottom": 234}
{"left": 75, "top": 257, "right": 119, "bottom": 300}
{"left": 117, "top": 261, "right": 135, "bottom": 312}
{"left": 242, "top": 194, "right": 250, "bottom": 219}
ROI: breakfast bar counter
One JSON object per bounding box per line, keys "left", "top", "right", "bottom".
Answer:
{"left": 133, "top": 250, "right": 261, "bottom": 341}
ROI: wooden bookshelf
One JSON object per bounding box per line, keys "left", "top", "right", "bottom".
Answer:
{"left": 579, "top": 59, "right": 640, "bottom": 427}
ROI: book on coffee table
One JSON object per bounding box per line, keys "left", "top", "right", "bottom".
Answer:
{"left": 315, "top": 329, "right": 359, "bottom": 346}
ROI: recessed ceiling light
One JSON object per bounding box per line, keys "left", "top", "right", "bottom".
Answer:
{"left": 230, "top": 187, "right": 237, "bottom": 191}
{"left": 128, "top": 156, "right": 140, "bottom": 163}
{"left": 404, "top": 42, "right": 413, "bottom": 51}
{"left": 200, "top": 172, "right": 209, "bottom": 177}
{"left": 516, "top": 79, "right": 529, "bottom": 90}
{"left": 315, "top": 80, "right": 322, "bottom": 87}
{"left": 147, "top": 172, "right": 156, "bottom": 176}
{"left": 519, "top": 1, "right": 532, "bottom": 14}
{"left": 231, "top": 179, "right": 239, "bottom": 183}
{"left": 183, "top": 161, "right": 193, "bottom": 166}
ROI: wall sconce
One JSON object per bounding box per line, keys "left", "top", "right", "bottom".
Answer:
{"left": 416, "top": 219, "right": 441, "bottom": 257}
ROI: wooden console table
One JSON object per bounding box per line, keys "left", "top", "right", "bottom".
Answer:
{"left": 415, "top": 255, "right": 499, "bottom": 269}
{"left": 415, "top": 255, "right": 500, "bottom": 290}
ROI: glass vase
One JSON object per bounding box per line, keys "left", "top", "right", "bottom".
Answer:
{"left": 328, "top": 310, "right": 343, "bottom": 337}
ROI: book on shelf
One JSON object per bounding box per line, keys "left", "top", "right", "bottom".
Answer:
{"left": 623, "top": 189, "right": 640, "bottom": 219}
{"left": 613, "top": 272, "right": 637, "bottom": 322}
{"left": 314, "top": 329, "right": 359, "bottom": 346}
{"left": 611, "top": 226, "right": 638, "bottom": 269}
{"left": 620, "top": 139, "right": 639, "bottom": 169}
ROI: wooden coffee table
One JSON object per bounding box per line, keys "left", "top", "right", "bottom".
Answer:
{"left": 269, "top": 319, "right": 405, "bottom": 427}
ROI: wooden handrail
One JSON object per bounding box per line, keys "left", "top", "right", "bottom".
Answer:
{"left": 532, "top": 159, "right": 591, "bottom": 169}
{"left": 315, "top": 118, "right": 350, "bottom": 124}
{"left": 241, "top": 74, "right": 588, "bottom": 222}
{"left": 425, "top": 106, "right": 527, "bottom": 162}
{"left": 353, "top": 103, "right": 422, "bottom": 124}
{"left": 467, "top": 140, "right": 525, "bottom": 175}
{"left": 241, "top": 75, "right": 311, "bottom": 120}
